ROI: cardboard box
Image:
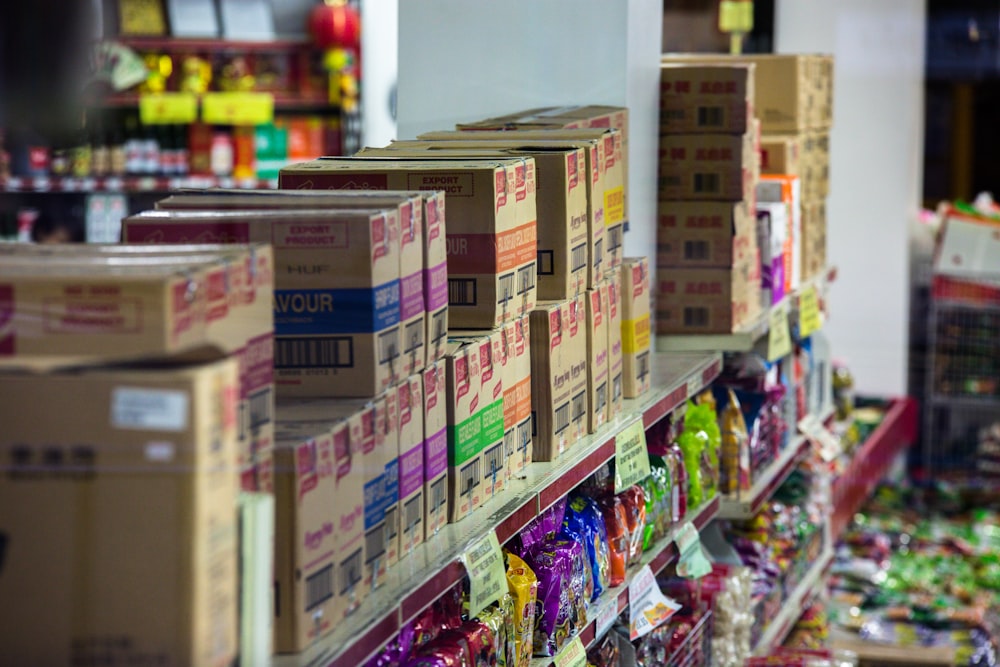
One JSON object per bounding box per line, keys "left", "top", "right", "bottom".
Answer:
{"left": 0, "top": 359, "right": 240, "bottom": 666}
{"left": 0, "top": 243, "right": 275, "bottom": 493}
{"left": 157, "top": 189, "right": 436, "bottom": 373}
{"left": 567, "top": 293, "right": 589, "bottom": 445}
{"left": 620, "top": 258, "right": 651, "bottom": 399}
{"left": 656, "top": 201, "right": 757, "bottom": 269}
{"left": 272, "top": 423, "right": 341, "bottom": 653}
{"left": 359, "top": 142, "right": 589, "bottom": 300}
{"left": 124, "top": 208, "right": 403, "bottom": 398}
{"left": 756, "top": 202, "right": 789, "bottom": 306}
{"left": 757, "top": 175, "right": 802, "bottom": 294}
{"left": 801, "top": 199, "right": 827, "bottom": 280}
{"left": 809, "top": 130, "right": 830, "bottom": 200}
{"left": 655, "top": 260, "right": 762, "bottom": 334}
{"left": 279, "top": 157, "right": 537, "bottom": 329}
{"left": 657, "top": 128, "right": 759, "bottom": 201}
{"left": 659, "top": 63, "right": 755, "bottom": 134}
{"left": 586, "top": 285, "right": 610, "bottom": 433}
{"left": 503, "top": 315, "right": 533, "bottom": 477}
{"left": 760, "top": 135, "right": 802, "bottom": 177}
{"left": 447, "top": 329, "right": 506, "bottom": 500}
{"left": 418, "top": 129, "right": 616, "bottom": 286}
{"left": 444, "top": 340, "right": 484, "bottom": 521}
{"left": 395, "top": 374, "right": 425, "bottom": 555}
{"left": 606, "top": 274, "right": 624, "bottom": 420}
{"left": 422, "top": 359, "right": 449, "bottom": 538}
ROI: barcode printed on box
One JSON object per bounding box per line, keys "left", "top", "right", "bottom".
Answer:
{"left": 571, "top": 244, "right": 587, "bottom": 273}
{"left": 404, "top": 494, "right": 422, "bottom": 535}
{"left": 531, "top": 410, "right": 538, "bottom": 437}
{"left": 594, "top": 238, "right": 603, "bottom": 273}
{"left": 249, "top": 387, "right": 272, "bottom": 431}
{"left": 483, "top": 442, "right": 504, "bottom": 480}
{"left": 554, "top": 402, "right": 570, "bottom": 436}
{"left": 449, "top": 278, "right": 477, "bottom": 306}
{"left": 693, "top": 173, "right": 720, "bottom": 194}
{"left": 684, "top": 240, "right": 710, "bottom": 261}
{"left": 518, "top": 419, "right": 532, "bottom": 457}
{"left": 684, "top": 307, "right": 709, "bottom": 327}
{"left": 596, "top": 381, "right": 607, "bottom": 415}
{"left": 404, "top": 320, "right": 424, "bottom": 355}
{"left": 276, "top": 337, "right": 352, "bottom": 369}
{"left": 432, "top": 310, "right": 447, "bottom": 347}
{"left": 517, "top": 265, "right": 536, "bottom": 295}
{"left": 238, "top": 402, "right": 248, "bottom": 443}
{"left": 637, "top": 351, "right": 651, "bottom": 383}
{"left": 498, "top": 272, "right": 515, "bottom": 305}
{"left": 697, "top": 106, "right": 724, "bottom": 128}
{"left": 339, "top": 548, "right": 362, "bottom": 595}
{"left": 609, "top": 226, "right": 623, "bottom": 254}
{"left": 430, "top": 476, "right": 446, "bottom": 511}
{"left": 572, "top": 390, "right": 587, "bottom": 425}
{"left": 378, "top": 329, "right": 400, "bottom": 366}
{"left": 460, "top": 458, "right": 480, "bottom": 499}
{"left": 613, "top": 374, "right": 623, "bottom": 403}
{"left": 364, "top": 525, "right": 385, "bottom": 565}
{"left": 538, "top": 250, "right": 555, "bottom": 276}
{"left": 504, "top": 427, "right": 516, "bottom": 460}
{"left": 384, "top": 506, "right": 398, "bottom": 542}
{"left": 660, "top": 175, "right": 682, "bottom": 188}
{"left": 305, "top": 564, "right": 334, "bottom": 611}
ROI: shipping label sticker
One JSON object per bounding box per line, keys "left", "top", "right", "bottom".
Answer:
{"left": 462, "top": 529, "right": 506, "bottom": 618}
{"left": 111, "top": 387, "right": 190, "bottom": 432}
{"left": 614, "top": 418, "right": 652, "bottom": 493}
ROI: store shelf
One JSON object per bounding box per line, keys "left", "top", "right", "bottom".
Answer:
{"left": 831, "top": 398, "right": 919, "bottom": 541}
{"left": 530, "top": 495, "right": 721, "bottom": 666}
{"left": 109, "top": 36, "right": 314, "bottom": 52}
{"left": 273, "top": 352, "right": 721, "bottom": 667}
{"left": 95, "top": 91, "right": 333, "bottom": 110}
{"left": 1, "top": 175, "right": 278, "bottom": 194}
{"left": 752, "top": 546, "right": 834, "bottom": 656}
{"left": 716, "top": 434, "right": 811, "bottom": 521}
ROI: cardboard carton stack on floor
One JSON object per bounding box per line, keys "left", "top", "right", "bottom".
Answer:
{"left": 0, "top": 244, "right": 274, "bottom": 666}
{"left": 655, "top": 62, "right": 763, "bottom": 336}
{"left": 121, "top": 188, "right": 449, "bottom": 652}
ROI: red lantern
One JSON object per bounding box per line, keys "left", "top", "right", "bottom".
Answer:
{"left": 309, "top": 0, "right": 361, "bottom": 50}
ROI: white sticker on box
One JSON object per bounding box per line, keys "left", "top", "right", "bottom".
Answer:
{"left": 112, "top": 388, "right": 189, "bottom": 431}
{"left": 145, "top": 441, "right": 176, "bottom": 462}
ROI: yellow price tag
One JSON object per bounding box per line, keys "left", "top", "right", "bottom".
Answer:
{"left": 767, "top": 302, "right": 792, "bottom": 361}
{"left": 798, "top": 286, "right": 822, "bottom": 338}
{"left": 462, "top": 530, "right": 506, "bottom": 618}
{"left": 719, "top": 0, "right": 754, "bottom": 33}
{"left": 554, "top": 636, "right": 587, "bottom": 667}
{"left": 139, "top": 93, "right": 198, "bottom": 125}
{"left": 201, "top": 92, "right": 274, "bottom": 126}
{"left": 615, "top": 418, "right": 652, "bottom": 493}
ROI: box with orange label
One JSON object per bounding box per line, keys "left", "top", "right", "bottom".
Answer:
{"left": 445, "top": 339, "right": 485, "bottom": 522}
{"left": 279, "top": 157, "right": 536, "bottom": 329}
{"left": 657, "top": 127, "right": 759, "bottom": 202}
{"left": 620, "top": 258, "right": 651, "bottom": 399}
{"left": 566, "top": 292, "right": 589, "bottom": 445}
{"left": 656, "top": 201, "right": 757, "bottom": 269}
{"left": 757, "top": 175, "right": 802, "bottom": 293}
{"left": 394, "top": 374, "right": 425, "bottom": 555}
{"left": 586, "top": 284, "right": 610, "bottom": 433}
{"left": 659, "top": 63, "right": 755, "bottom": 134}
{"left": 504, "top": 315, "right": 533, "bottom": 477}
{"left": 422, "top": 359, "right": 449, "bottom": 538}
{"left": 655, "top": 260, "right": 762, "bottom": 335}
{"left": 123, "top": 208, "right": 402, "bottom": 398}
{"left": 606, "top": 274, "right": 624, "bottom": 420}
{"left": 0, "top": 359, "right": 240, "bottom": 667}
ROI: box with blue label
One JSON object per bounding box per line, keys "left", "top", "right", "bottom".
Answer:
{"left": 123, "top": 208, "right": 401, "bottom": 398}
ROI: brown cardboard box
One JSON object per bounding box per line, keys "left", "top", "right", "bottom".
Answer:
{"left": 656, "top": 201, "right": 757, "bottom": 269}
{"left": 0, "top": 244, "right": 275, "bottom": 493}
{"left": 801, "top": 199, "right": 827, "bottom": 279}
{"left": 123, "top": 208, "right": 402, "bottom": 398}
{"left": 505, "top": 315, "right": 533, "bottom": 477}
{"left": 0, "top": 359, "right": 240, "bottom": 666}
{"left": 359, "top": 142, "right": 588, "bottom": 300}
{"left": 620, "top": 258, "right": 652, "bottom": 398}
{"left": 417, "top": 129, "right": 614, "bottom": 287}
{"left": 272, "top": 423, "right": 341, "bottom": 653}
{"left": 279, "top": 157, "right": 537, "bottom": 330}
{"left": 810, "top": 130, "right": 830, "bottom": 199}
{"left": 660, "top": 63, "right": 755, "bottom": 134}
{"left": 447, "top": 329, "right": 507, "bottom": 500}
{"left": 606, "top": 274, "right": 624, "bottom": 421}
{"left": 760, "top": 135, "right": 802, "bottom": 177}
{"left": 567, "top": 292, "right": 589, "bottom": 445}
{"left": 395, "top": 374, "right": 425, "bottom": 555}
{"left": 422, "top": 359, "right": 449, "bottom": 538}
{"left": 655, "top": 260, "right": 762, "bottom": 334}
{"left": 657, "top": 128, "right": 758, "bottom": 201}
{"left": 812, "top": 55, "right": 835, "bottom": 130}
{"left": 585, "top": 285, "right": 610, "bottom": 433}
{"left": 156, "top": 189, "right": 434, "bottom": 374}
{"left": 445, "top": 340, "right": 484, "bottom": 522}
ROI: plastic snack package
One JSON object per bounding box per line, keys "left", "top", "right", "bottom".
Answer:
{"left": 505, "top": 552, "right": 539, "bottom": 667}
{"left": 598, "top": 493, "right": 630, "bottom": 586}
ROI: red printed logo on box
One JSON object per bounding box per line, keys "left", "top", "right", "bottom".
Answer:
{"left": 591, "top": 147, "right": 599, "bottom": 184}
{"left": 297, "top": 439, "right": 319, "bottom": 500}
{"left": 567, "top": 152, "right": 579, "bottom": 191}
{"left": 514, "top": 165, "right": 526, "bottom": 202}
{"left": 591, "top": 291, "right": 603, "bottom": 327}
{"left": 632, "top": 266, "right": 645, "bottom": 298}
{"left": 604, "top": 136, "right": 615, "bottom": 170}
{"left": 495, "top": 170, "right": 507, "bottom": 211}
{"left": 550, "top": 310, "right": 562, "bottom": 350}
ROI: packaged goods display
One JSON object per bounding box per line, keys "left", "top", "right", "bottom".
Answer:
{"left": 621, "top": 257, "right": 652, "bottom": 398}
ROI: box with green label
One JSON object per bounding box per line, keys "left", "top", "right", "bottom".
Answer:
{"left": 445, "top": 340, "right": 484, "bottom": 522}
{"left": 620, "top": 258, "right": 651, "bottom": 399}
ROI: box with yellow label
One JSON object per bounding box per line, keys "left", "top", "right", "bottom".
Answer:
{"left": 620, "top": 258, "right": 651, "bottom": 399}
{"left": 586, "top": 284, "right": 610, "bottom": 433}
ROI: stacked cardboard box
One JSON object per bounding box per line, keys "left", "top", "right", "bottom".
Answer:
{"left": 656, "top": 62, "right": 763, "bottom": 335}
{"left": 0, "top": 245, "right": 274, "bottom": 665}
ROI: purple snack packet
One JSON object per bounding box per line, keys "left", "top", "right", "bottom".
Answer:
{"left": 525, "top": 540, "right": 573, "bottom": 657}
{"left": 551, "top": 537, "right": 589, "bottom": 631}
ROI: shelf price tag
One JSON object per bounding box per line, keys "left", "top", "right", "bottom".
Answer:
{"left": 614, "top": 418, "right": 652, "bottom": 493}
{"left": 596, "top": 598, "right": 620, "bottom": 640}
{"left": 767, "top": 302, "right": 792, "bottom": 362}
{"left": 139, "top": 93, "right": 198, "bottom": 125}
{"left": 719, "top": 0, "right": 754, "bottom": 33}
{"left": 553, "top": 636, "right": 587, "bottom": 667}
{"left": 461, "top": 530, "right": 506, "bottom": 618}
{"left": 628, "top": 565, "right": 683, "bottom": 640}
{"left": 674, "top": 522, "right": 712, "bottom": 580}
{"left": 798, "top": 286, "right": 822, "bottom": 339}
{"left": 201, "top": 92, "right": 274, "bottom": 126}
{"left": 799, "top": 416, "right": 841, "bottom": 462}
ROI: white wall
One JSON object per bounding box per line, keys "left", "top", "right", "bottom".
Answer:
{"left": 396, "top": 0, "right": 663, "bottom": 258}
{"left": 776, "top": 0, "right": 926, "bottom": 397}
{"left": 360, "top": 0, "right": 398, "bottom": 148}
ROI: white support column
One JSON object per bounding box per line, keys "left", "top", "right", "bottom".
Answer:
{"left": 360, "top": 0, "right": 399, "bottom": 149}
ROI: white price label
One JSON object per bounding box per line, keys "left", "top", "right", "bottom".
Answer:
{"left": 628, "top": 565, "right": 682, "bottom": 640}
{"left": 687, "top": 376, "right": 702, "bottom": 402}
{"left": 596, "top": 598, "right": 620, "bottom": 639}
{"left": 462, "top": 530, "right": 506, "bottom": 618}
{"left": 799, "top": 416, "right": 842, "bottom": 462}
{"left": 767, "top": 302, "right": 792, "bottom": 361}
